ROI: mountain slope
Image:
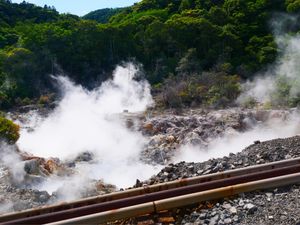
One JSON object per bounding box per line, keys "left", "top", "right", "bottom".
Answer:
{"left": 0, "top": 0, "right": 298, "bottom": 109}
{"left": 83, "top": 8, "right": 126, "bottom": 23}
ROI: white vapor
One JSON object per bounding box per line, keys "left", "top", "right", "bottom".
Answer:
{"left": 17, "top": 63, "right": 160, "bottom": 192}
{"left": 176, "top": 110, "right": 300, "bottom": 163}
{"left": 0, "top": 143, "right": 25, "bottom": 184}
{"left": 238, "top": 15, "right": 300, "bottom": 105}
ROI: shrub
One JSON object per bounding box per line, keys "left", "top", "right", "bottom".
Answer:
{"left": 156, "top": 69, "right": 241, "bottom": 108}
{"left": 0, "top": 117, "right": 20, "bottom": 144}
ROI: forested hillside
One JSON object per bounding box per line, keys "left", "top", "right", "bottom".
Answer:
{"left": 83, "top": 8, "right": 126, "bottom": 23}
{"left": 0, "top": 0, "right": 299, "bottom": 109}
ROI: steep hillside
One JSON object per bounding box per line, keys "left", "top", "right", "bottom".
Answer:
{"left": 0, "top": 0, "right": 299, "bottom": 109}
{"left": 83, "top": 8, "right": 126, "bottom": 23}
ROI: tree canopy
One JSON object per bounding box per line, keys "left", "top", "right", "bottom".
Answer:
{"left": 0, "top": 0, "right": 297, "bottom": 108}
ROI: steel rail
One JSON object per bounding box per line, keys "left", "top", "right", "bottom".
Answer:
{"left": 47, "top": 172, "right": 300, "bottom": 225}
{"left": 3, "top": 163, "right": 300, "bottom": 225}
{"left": 1, "top": 157, "right": 300, "bottom": 223}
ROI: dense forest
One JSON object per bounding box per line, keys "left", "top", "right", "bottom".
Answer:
{"left": 0, "top": 0, "right": 299, "bottom": 109}
{"left": 83, "top": 8, "right": 127, "bottom": 23}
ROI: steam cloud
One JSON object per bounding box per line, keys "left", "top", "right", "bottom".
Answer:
{"left": 238, "top": 14, "right": 300, "bottom": 105}
{"left": 0, "top": 143, "right": 25, "bottom": 184}
{"left": 177, "top": 14, "right": 300, "bottom": 163}
{"left": 176, "top": 110, "right": 300, "bottom": 162}
{"left": 9, "top": 14, "right": 300, "bottom": 203}
{"left": 17, "top": 63, "right": 160, "bottom": 195}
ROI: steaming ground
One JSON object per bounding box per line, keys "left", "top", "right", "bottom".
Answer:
{"left": 14, "top": 71, "right": 300, "bottom": 201}
{"left": 238, "top": 15, "right": 300, "bottom": 105}
{"left": 16, "top": 63, "right": 161, "bottom": 193}
{"left": 176, "top": 110, "right": 300, "bottom": 163}
{"left": 11, "top": 50, "right": 300, "bottom": 204}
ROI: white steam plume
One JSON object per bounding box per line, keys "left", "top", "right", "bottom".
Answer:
{"left": 176, "top": 110, "right": 300, "bottom": 163}
{"left": 17, "top": 63, "right": 160, "bottom": 191}
{"left": 238, "top": 15, "right": 300, "bottom": 105}
{"left": 0, "top": 143, "right": 25, "bottom": 184}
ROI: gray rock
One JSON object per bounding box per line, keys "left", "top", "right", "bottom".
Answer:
{"left": 229, "top": 207, "right": 237, "bottom": 214}
{"left": 222, "top": 203, "right": 232, "bottom": 209}
{"left": 209, "top": 215, "right": 220, "bottom": 225}
{"left": 199, "top": 213, "right": 207, "bottom": 219}
{"left": 243, "top": 203, "right": 257, "bottom": 214}
{"left": 24, "top": 160, "right": 40, "bottom": 175}
{"left": 233, "top": 215, "right": 239, "bottom": 222}
{"left": 224, "top": 218, "right": 232, "bottom": 224}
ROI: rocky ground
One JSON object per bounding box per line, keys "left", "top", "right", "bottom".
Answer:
{"left": 129, "top": 136, "right": 300, "bottom": 225}
{"left": 138, "top": 108, "right": 293, "bottom": 165}
{"left": 0, "top": 149, "right": 116, "bottom": 214}
{"left": 1, "top": 107, "right": 300, "bottom": 225}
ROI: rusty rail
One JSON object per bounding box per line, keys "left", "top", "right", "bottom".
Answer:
{"left": 1, "top": 157, "right": 300, "bottom": 223}
{"left": 47, "top": 172, "right": 300, "bottom": 225}
{"left": 2, "top": 162, "right": 300, "bottom": 225}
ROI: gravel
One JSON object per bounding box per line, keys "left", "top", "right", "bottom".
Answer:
{"left": 2, "top": 107, "right": 300, "bottom": 224}
{"left": 146, "top": 136, "right": 300, "bottom": 225}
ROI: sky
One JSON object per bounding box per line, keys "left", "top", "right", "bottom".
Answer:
{"left": 12, "top": 0, "right": 141, "bottom": 16}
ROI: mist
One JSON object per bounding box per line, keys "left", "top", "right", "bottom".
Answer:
{"left": 178, "top": 14, "right": 300, "bottom": 163}
{"left": 0, "top": 143, "right": 25, "bottom": 184}
{"left": 9, "top": 14, "right": 300, "bottom": 202}
{"left": 16, "top": 63, "right": 160, "bottom": 194}
{"left": 238, "top": 14, "right": 300, "bottom": 106}
{"left": 176, "top": 110, "right": 300, "bottom": 163}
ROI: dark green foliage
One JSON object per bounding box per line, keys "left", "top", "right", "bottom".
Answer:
{"left": 270, "top": 76, "right": 300, "bottom": 107}
{"left": 0, "top": 0, "right": 59, "bottom": 26}
{"left": 0, "top": 0, "right": 295, "bottom": 109}
{"left": 156, "top": 68, "right": 241, "bottom": 108}
{"left": 176, "top": 48, "right": 201, "bottom": 75}
{"left": 0, "top": 116, "right": 20, "bottom": 144}
{"left": 83, "top": 8, "right": 126, "bottom": 23}
{"left": 286, "top": 0, "right": 300, "bottom": 12}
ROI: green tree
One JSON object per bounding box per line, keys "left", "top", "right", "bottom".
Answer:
{"left": 0, "top": 116, "right": 20, "bottom": 144}
{"left": 176, "top": 48, "right": 201, "bottom": 76}
{"left": 286, "top": 0, "right": 300, "bottom": 12}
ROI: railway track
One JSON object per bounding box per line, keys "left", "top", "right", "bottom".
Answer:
{"left": 1, "top": 157, "right": 300, "bottom": 224}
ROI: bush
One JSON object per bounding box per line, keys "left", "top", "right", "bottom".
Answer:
{"left": 156, "top": 69, "right": 241, "bottom": 108}
{"left": 0, "top": 117, "right": 20, "bottom": 144}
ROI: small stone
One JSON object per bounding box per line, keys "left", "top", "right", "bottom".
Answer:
{"left": 199, "top": 213, "right": 207, "bottom": 219}
{"left": 280, "top": 215, "right": 287, "bottom": 221}
{"left": 229, "top": 207, "right": 237, "bottom": 214}
{"left": 166, "top": 135, "right": 176, "bottom": 143}
{"left": 203, "top": 169, "right": 212, "bottom": 175}
{"left": 188, "top": 165, "right": 194, "bottom": 170}
{"left": 217, "top": 220, "right": 224, "bottom": 225}
{"left": 238, "top": 200, "right": 244, "bottom": 207}
{"left": 222, "top": 203, "right": 232, "bottom": 209}
{"left": 244, "top": 203, "right": 257, "bottom": 214}
{"left": 233, "top": 215, "right": 239, "bottom": 222}
{"left": 224, "top": 218, "right": 232, "bottom": 224}
{"left": 211, "top": 211, "right": 217, "bottom": 217}
{"left": 285, "top": 154, "right": 291, "bottom": 159}
{"left": 210, "top": 215, "right": 219, "bottom": 222}
{"left": 265, "top": 192, "right": 273, "bottom": 198}
{"left": 197, "top": 169, "right": 204, "bottom": 174}
{"left": 268, "top": 216, "right": 274, "bottom": 220}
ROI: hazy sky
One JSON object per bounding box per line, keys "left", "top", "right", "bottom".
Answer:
{"left": 12, "top": 0, "right": 141, "bottom": 16}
